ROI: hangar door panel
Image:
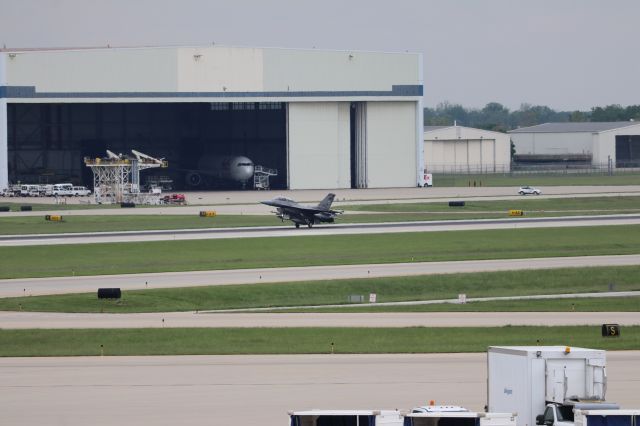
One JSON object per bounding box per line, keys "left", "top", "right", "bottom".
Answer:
{"left": 615, "top": 135, "right": 640, "bottom": 167}
{"left": 366, "top": 102, "right": 416, "bottom": 187}
{"left": 288, "top": 102, "right": 350, "bottom": 189}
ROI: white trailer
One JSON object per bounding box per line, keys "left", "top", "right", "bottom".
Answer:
{"left": 288, "top": 408, "right": 517, "bottom": 426}
{"left": 288, "top": 409, "right": 403, "bottom": 426}
{"left": 573, "top": 409, "right": 640, "bottom": 426}
{"left": 404, "top": 409, "right": 517, "bottom": 426}
{"left": 487, "top": 346, "right": 607, "bottom": 426}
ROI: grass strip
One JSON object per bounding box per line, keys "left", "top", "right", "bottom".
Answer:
{"left": 0, "top": 214, "right": 280, "bottom": 235}
{"left": 344, "top": 196, "right": 640, "bottom": 213}
{"left": 2, "top": 225, "right": 640, "bottom": 279}
{"left": 277, "top": 296, "right": 640, "bottom": 313}
{"left": 432, "top": 173, "right": 640, "bottom": 187}
{"left": 1, "top": 326, "right": 638, "bottom": 357}
{"left": 2, "top": 265, "right": 639, "bottom": 313}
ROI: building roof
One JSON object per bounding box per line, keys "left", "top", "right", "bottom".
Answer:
{"left": 509, "top": 121, "right": 639, "bottom": 134}
{"left": 424, "top": 126, "right": 448, "bottom": 132}
{"left": 424, "top": 125, "right": 508, "bottom": 138}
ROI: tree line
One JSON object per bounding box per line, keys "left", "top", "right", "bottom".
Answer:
{"left": 424, "top": 102, "right": 640, "bottom": 132}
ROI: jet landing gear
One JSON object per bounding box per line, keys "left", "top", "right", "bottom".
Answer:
{"left": 293, "top": 222, "right": 313, "bottom": 229}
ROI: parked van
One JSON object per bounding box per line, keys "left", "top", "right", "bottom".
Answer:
{"left": 20, "top": 184, "right": 41, "bottom": 197}
{"left": 52, "top": 183, "right": 73, "bottom": 196}
{"left": 71, "top": 186, "right": 91, "bottom": 196}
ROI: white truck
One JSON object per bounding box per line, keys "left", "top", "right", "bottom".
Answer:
{"left": 288, "top": 407, "right": 517, "bottom": 426}
{"left": 487, "top": 346, "right": 616, "bottom": 426}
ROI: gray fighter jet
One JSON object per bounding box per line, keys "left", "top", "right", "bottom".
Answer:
{"left": 261, "top": 193, "right": 342, "bottom": 228}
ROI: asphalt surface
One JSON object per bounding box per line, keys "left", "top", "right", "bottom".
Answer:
{"left": 2, "top": 351, "right": 639, "bottom": 426}
{"left": 2, "top": 213, "right": 640, "bottom": 246}
{"left": 2, "top": 311, "right": 639, "bottom": 329}
{"left": 2, "top": 254, "right": 640, "bottom": 298}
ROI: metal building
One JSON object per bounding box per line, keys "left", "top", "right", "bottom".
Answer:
{"left": 510, "top": 122, "right": 640, "bottom": 168}
{"left": 424, "top": 125, "right": 511, "bottom": 173}
{"left": 0, "top": 45, "right": 424, "bottom": 191}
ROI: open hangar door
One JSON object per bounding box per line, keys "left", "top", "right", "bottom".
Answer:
{"left": 7, "top": 102, "right": 287, "bottom": 190}
{"left": 615, "top": 135, "right": 640, "bottom": 168}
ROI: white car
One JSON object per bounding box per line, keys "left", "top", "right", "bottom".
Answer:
{"left": 518, "top": 186, "right": 541, "bottom": 195}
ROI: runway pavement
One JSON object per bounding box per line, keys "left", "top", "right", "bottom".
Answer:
{"left": 1, "top": 351, "right": 639, "bottom": 426}
{"left": 2, "top": 311, "right": 639, "bottom": 329}
{"left": 2, "top": 213, "right": 640, "bottom": 246}
{"left": 2, "top": 254, "right": 640, "bottom": 298}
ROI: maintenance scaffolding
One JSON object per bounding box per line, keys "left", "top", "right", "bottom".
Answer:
{"left": 253, "top": 165, "right": 278, "bottom": 190}
{"left": 84, "top": 150, "right": 168, "bottom": 204}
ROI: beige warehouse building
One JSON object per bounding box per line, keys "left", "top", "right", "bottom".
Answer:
{"left": 510, "top": 122, "right": 640, "bottom": 168}
{"left": 423, "top": 125, "right": 511, "bottom": 173}
{"left": 0, "top": 45, "right": 424, "bottom": 191}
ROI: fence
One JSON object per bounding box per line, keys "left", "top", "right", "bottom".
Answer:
{"left": 427, "top": 162, "right": 640, "bottom": 176}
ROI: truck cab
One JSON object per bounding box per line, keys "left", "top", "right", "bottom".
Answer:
{"left": 536, "top": 402, "right": 621, "bottom": 426}
{"left": 536, "top": 404, "right": 574, "bottom": 426}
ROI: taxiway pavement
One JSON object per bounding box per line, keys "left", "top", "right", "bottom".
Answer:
{"left": 1, "top": 351, "right": 638, "bottom": 426}
{"left": 2, "top": 254, "right": 640, "bottom": 298}
{"left": 2, "top": 311, "right": 639, "bottom": 329}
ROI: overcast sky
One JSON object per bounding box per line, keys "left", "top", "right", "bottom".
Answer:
{"left": 1, "top": 0, "right": 638, "bottom": 111}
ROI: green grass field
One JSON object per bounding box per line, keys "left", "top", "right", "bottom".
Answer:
{"left": 1, "top": 225, "right": 640, "bottom": 279}
{"left": 434, "top": 173, "right": 640, "bottom": 187}
{"left": 344, "top": 196, "right": 640, "bottom": 213}
{"left": 2, "top": 196, "right": 640, "bottom": 235}
{"left": 2, "top": 265, "right": 638, "bottom": 313}
{"left": 0, "top": 326, "right": 637, "bottom": 357}
{"left": 0, "top": 213, "right": 281, "bottom": 235}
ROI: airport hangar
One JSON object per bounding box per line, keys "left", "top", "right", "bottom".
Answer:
{"left": 423, "top": 125, "right": 511, "bottom": 173}
{"left": 510, "top": 122, "right": 640, "bottom": 169}
{"left": 0, "top": 45, "right": 424, "bottom": 191}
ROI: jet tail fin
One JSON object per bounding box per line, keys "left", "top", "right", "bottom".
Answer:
{"left": 316, "top": 193, "right": 336, "bottom": 210}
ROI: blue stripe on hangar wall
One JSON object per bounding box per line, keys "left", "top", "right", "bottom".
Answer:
{"left": 0, "top": 85, "right": 422, "bottom": 99}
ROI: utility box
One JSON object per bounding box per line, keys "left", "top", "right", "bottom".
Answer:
{"left": 487, "top": 346, "right": 606, "bottom": 426}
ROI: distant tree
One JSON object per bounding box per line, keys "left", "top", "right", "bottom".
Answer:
{"left": 423, "top": 102, "right": 638, "bottom": 130}
{"left": 591, "top": 104, "right": 640, "bottom": 122}
{"left": 591, "top": 104, "right": 626, "bottom": 121}
{"left": 569, "top": 110, "right": 589, "bottom": 122}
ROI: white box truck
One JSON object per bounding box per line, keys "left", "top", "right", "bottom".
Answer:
{"left": 487, "top": 346, "right": 608, "bottom": 426}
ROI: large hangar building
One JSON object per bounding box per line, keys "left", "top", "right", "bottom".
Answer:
{"left": 0, "top": 45, "right": 424, "bottom": 191}
{"left": 510, "top": 122, "right": 640, "bottom": 168}
{"left": 424, "top": 125, "right": 511, "bottom": 173}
